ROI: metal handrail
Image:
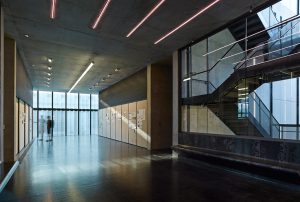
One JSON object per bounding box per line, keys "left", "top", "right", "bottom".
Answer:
{"left": 208, "top": 43, "right": 238, "bottom": 72}
{"left": 190, "top": 78, "right": 217, "bottom": 90}
{"left": 203, "top": 15, "right": 300, "bottom": 57}
{"left": 248, "top": 91, "right": 280, "bottom": 135}
{"left": 234, "top": 17, "right": 300, "bottom": 70}
{"left": 234, "top": 44, "right": 264, "bottom": 70}
{"left": 269, "top": 18, "right": 300, "bottom": 50}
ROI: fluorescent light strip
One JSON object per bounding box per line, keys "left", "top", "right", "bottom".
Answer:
{"left": 50, "top": 0, "right": 57, "bottom": 19}
{"left": 154, "top": 0, "right": 220, "bottom": 44}
{"left": 68, "top": 62, "right": 94, "bottom": 93}
{"left": 183, "top": 77, "right": 191, "bottom": 82}
{"left": 238, "top": 87, "right": 248, "bottom": 91}
{"left": 126, "top": 0, "right": 165, "bottom": 37}
{"left": 92, "top": 0, "right": 112, "bottom": 29}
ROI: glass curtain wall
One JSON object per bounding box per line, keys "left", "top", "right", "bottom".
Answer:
{"left": 91, "top": 111, "right": 98, "bottom": 135}
{"left": 34, "top": 91, "right": 98, "bottom": 136}
{"left": 53, "top": 110, "right": 65, "bottom": 136}
{"left": 67, "top": 111, "right": 78, "bottom": 136}
{"left": 79, "top": 111, "right": 90, "bottom": 135}
{"left": 179, "top": 0, "right": 300, "bottom": 140}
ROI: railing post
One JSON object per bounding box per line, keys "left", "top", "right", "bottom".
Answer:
{"left": 259, "top": 99, "right": 261, "bottom": 125}
{"left": 270, "top": 114, "right": 272, "bottom": 138}
{"left": 280, "top": 16, "right": 283, "bottom": 57}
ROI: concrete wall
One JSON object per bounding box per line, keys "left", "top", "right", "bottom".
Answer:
{"left": 148, "top": 62, "right": 173, "bottom": 150}
{"left": 172, "top": 51, "right": 179, "bottom": 146}
{"left": 99, "top": 58, "right": 173, "bottom": 150}
{"left": 16, "top": 51, "right": 33, "bottom": 106}
{"left": 185, "top": 105, "right": 235, "bottom": 136}
{"left": 3, "top": 36, "right": 16, "bottom": 162}
{"left": 3, "top": 36, "right": 33, "bottom": 163}
{"left": 99, "top": 68, "right": 147, "bottom": 109}
{"left": 178, "top": 132, "right": 300, "bottom": 169}
{"left": 0, "top": 6, "right": 4, "bottom": 164}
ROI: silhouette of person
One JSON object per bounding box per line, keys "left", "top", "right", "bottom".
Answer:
{"left": 39, "top": 115, "right": 45, "bottom": 141}
{"left": 46, "top": 116, "right": 54, "bottom": 141}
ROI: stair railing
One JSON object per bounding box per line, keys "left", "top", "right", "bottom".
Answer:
{"left": 248, "top": 91, "right": 280, "bottom": 138}
{"left": 208, "top": 42, "right": 238, "bottom": 72}
{"left": 233, "top": 17, "right": 300, "bottom": 71}
{"left": 192, "top": 15, "right": 300, "bottom": 96}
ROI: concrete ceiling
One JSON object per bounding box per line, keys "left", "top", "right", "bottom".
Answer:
{"left": 1, "top": 0, "right": 271, "bottom": 93}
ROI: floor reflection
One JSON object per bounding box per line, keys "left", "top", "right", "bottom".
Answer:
{"left": 0, "top": 136, "right": 299, "bottom": 202}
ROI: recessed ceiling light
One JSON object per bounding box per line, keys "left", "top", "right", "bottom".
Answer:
{"left": 50, "top": 0, "right": 57, "bottom": 19}
{"left": 47, "top": 73, "right": 52, "bottom": 76}
{"left": 68, "top": 62, "right": 94, "bottom": 93}
{"left": 91, "top": 0, "right": 112, "bottom": 29}
{"left": 114, "top": 68, "right": 120, "bottom": 72}
{"left": 48, "top": 58, "right": 53, "bottom": 63}
{"left": 24, "top": 34, "right": 30, "bottom": 38}
{"left": 107, "top": 74, "right": 112, "bottom": 78}
{"left": 47, "top": 77, "right": 51, "bottom": 80}
{"left": 48, "top": 66, "right": 52, "bottom": 70}
{"left": 154, "top": 0, "right": 221, "bottom": 44}
{"left": 32, "top": 64, "right": 35, "bottom": 67}
{"left": 126, "top": 0, "right": 165, "bottom": 37}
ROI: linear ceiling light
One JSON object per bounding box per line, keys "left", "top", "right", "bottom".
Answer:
{"left": 126, "top": 0, "right": 166, "bottom": 37}
{"left": 68, "top": 62, "right": 94, "bottom": 93}
{"left": 50, "top": 0, "right": 57, "bottom": 19}
{"left": 154, "top": 0, "right": 221, "bottom": 44}
{"left": 91, "top": 0, "right": 112, "bottom": 29}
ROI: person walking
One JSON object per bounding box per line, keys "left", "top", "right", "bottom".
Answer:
{"left": 39, "top": 115, "right": 45, "bottom": 141}
{"left": 46, "top": 116, "right": 54, "bottom": 142}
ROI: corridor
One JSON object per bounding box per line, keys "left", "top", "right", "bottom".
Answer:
{"left": 0, "top": 136, "right": 299, "bottom": 202}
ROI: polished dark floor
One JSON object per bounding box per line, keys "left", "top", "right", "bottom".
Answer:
{"left": 0, "top": 136, "right": 300, "bottom": 202}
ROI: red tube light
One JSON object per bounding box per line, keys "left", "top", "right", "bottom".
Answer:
{"left": 50, "top": 0, "right": 57, "bottom": 19}
{"left": 154, "top": 0, "right": 221, "bottom": 44}
{"left": 126, "top": 0, "right": 166, "bottom": 38}
{"left": 92, "top": 0, "right": 112, "bottom": 29}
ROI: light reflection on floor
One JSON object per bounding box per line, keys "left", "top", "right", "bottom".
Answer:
{"left": 1, "top": 135, "right": 298, "bottom": 202}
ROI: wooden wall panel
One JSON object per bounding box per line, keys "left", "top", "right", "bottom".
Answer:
{"left": 137, "top": 100, "right": 148, "bottom": 148}
{"left": 105, "top": 108, "right": 111, "bottom": 138}
{"left": 110, "top": 107, "right": 116, "bottom": 140}
{"left": 116, "top": 105, "right": 122, "bottom": 141}
{"left": 98, "top": 109, "right": 103, "bottom": 136}
{"left": 103, "top": 108, "right": 107, "bottom": 137}
{"left": 29, "top": 107, "right": 32, "bottom": 142}
{"left": 14, "top": 100, "right": 18, "bottom": 155}
{"left": 25, "top": 104, "right": 29, "bottom": 146}
{"left": 128, "top": 102, "right": 137, "bottom": 145}
{"left": 18, "top": 101, "right": 25, "bottom": 152}
{"left": 121, "top": 104, "right": 129, "bottom": 143}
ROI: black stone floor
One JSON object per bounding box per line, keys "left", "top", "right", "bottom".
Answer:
{"left": 0, "top": 136, "right": 300, "bottom": 202}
